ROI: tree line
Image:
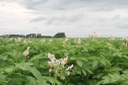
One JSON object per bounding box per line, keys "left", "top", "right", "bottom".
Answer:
{"left": 0, "top": 32, "right": 66, "bottom": 38}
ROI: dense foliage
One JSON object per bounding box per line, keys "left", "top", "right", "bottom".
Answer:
{"left": 0, "top": 38, "right": 128, "bottom": 85}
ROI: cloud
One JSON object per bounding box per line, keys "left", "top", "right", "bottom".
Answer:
{"left": 116, "top": 19, "right": 128, "bottom": 29}
{"left": 30, "top": 17, "right": 46, "bottom": 23}
{"left": 17, "top": 0, "right": 128, "bottom": 11}
{"left": 0, "top": 0, "right": 128, "bottom": 37}
{"left": 30, "top": 13, "right": 84, "bottom": 25}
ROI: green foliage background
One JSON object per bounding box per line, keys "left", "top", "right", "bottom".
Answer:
{"left": 0, "top": 38, "right": 128, "bottom": 85}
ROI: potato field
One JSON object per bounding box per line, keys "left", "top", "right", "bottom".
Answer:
{"left": 0, "top": 38, "right": 128, "bottom": 85}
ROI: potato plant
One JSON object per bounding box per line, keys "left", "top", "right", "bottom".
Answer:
{"left": 0, "top": 38, "right": 128, "bottom": 85}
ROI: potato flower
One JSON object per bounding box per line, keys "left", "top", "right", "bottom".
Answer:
{"left": 77, "top": 38, "right": 81, "bottom": 44}
{"left": 48, "top": 53, "right": 73, "bottom": 81}
{"left": 66, "top": 64, "right": 74, "bottom": 71}
{"left": 48, "top": 61, "right": 57, "bottom": 67}
{"left": 23, "top": 46, "right": 30, "bottom": 57}
{"left": 60, "top": 57, "right": 68, "bottom": 65}
{"left": 48, "top": 53, "right": 56, "bottom": 61}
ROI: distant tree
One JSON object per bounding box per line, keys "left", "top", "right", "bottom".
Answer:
{"left": 54, "top": 32, "right": 66, "bottom": 38}
{"left": 0, "top": 33, "right": 66, "bottom": 38}
{"left": 37, "top": 34, "right": 42, "bottom": 38}
{"left": 8, "top": 34, "right": 25, "bottom": 38}
{"left": 26, "top": 34, "right": 36, "bottom": 38}
{"left": 41, "top": 36, "right": 52, "bottom": 38}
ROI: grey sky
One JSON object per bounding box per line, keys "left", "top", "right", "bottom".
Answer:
{"left": 0, "top": 0, "right": 128, "bottom": 37}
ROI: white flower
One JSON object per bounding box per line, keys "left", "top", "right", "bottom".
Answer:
{"left": 60, "top": 57, "right": 68, "bottom": 65}
{"left": 89, "top": 32, "right": 97, "bottom": 38}
{"left": 56, "top": 60, "right": 61, "bottom": 65}
{"left": 64, "top": 39, "right": 68, "bottom": 42}
{"left": 49, "top": 39, "right": 53, "bottom": 42}
{"left": 77, "top": 39, "right": 81, "bottom": 44}
{"left": 66, "top": 64, "right": 74, "bottom": 71}
{"left": 48, "top": 53, "right": 56, "bottom": 61}
{"left": 23, "top": 46, "right": 30, "bottom": 57}
{"left": 41, "top": 39, "right": 46, "bottom": 43}
{"left": 49, "top": 68, "right": 52, "bottom": 72}
{"left": 67, "top": 71, "right": 71, "bottom": 75}
{"left": 48, "top": 61, "right": 57, "bottom": 67}
{"left": 63, "top": 38, "right": 68, "bottom": 44}
{"left": 14, "top": 38, "right": 22, "bottom": 42}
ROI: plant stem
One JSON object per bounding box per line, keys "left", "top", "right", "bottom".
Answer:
{"left": 53, "top": 70, "right": 57, "bottom": 85}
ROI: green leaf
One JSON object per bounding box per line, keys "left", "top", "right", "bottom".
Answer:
{"left": 77, "top": 60, "right": 83, "bottom": 67}
{"left": 81, "top": 70, "right": 86, "bottom": 76}
{"left": 26, "top": 76, "right": 37, "bottom": 85}
{"left": 0, "top": 73, "right": 7, "bottom": 84}
{"left": 43, "top": 76, "right": 62, "bottom": 85}
{"left": 70, "top": 57, "right": 88, "bottom": 61}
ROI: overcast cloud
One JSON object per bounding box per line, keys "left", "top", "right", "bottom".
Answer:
{"left": 0, "top": 0, "right": 128, "bottom": 37}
